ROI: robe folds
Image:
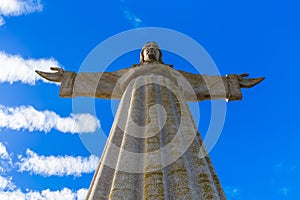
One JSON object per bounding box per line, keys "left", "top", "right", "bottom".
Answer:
{"left": 60, "top": 63, "right": 243, "bottom": 199}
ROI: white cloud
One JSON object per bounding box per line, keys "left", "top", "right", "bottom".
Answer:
{"left": 0, "top": 143, "right": 13, "bottom": 173}
{"left": 0, "top": 175, "right": 15, "bottom": 191}
{"left": 120, "top": 1, "right": 143, "bottom": 27}
{"left": 0, "top": 188, "right": 88, "bottom": 200}
{"left": 0, "top": 142, "right": 90, "bottom": 200}
{"left": 76, "top": 188, "right": 88, "bottom": 200}
{"left": 0, "top": 143, "right": 9, "bottom": 159}
{"left": 0, "top": 104, "right": 100, "bottom": 134}
{"left": 0, "top": 16, "right": 4, "bottom": 25}
{"left": 0, "top": 142, "right": 89, "bottom": 199}
{"left": 18, "top": 149, "right": 99, "bottom": 177}
{"left": 0, "top": 51, "right": 62, "bottom": 85}
{"left": 0, "top": 0, "right": 42, "bottom": 16}
{"left": 0, "top": 0, "right": 42, "bottom": 25}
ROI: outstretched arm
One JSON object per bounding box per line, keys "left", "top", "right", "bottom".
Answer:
{"left": 236, "top": 73, "right": 265, "bottom": 88}
{"left": 36, "top": 67, "right": 65, "bottom": 82}
{"left": 178, "top": 70, "right": 264, "bottom": 101}
{"left": 36, "top": 67, "right": 129, "bottom": 99}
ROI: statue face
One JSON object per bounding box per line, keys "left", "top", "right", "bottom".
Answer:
{"left": 142, "top": 42, "right": 160, "bottom": 62}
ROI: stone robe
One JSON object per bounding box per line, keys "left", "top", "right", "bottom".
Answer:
{"left": 59, "top": 63, "right": 243, "bottom": 200}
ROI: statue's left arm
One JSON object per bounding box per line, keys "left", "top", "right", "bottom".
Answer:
{"left": 178, "top": 70, "right": 264, "bottom": 101}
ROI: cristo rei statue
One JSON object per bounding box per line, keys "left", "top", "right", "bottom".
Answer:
{"left": 36, "top": 42, "right": 264, "bottom": 200}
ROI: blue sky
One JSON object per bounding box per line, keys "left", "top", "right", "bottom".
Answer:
{"left": 0, "top": 0, "right": 299, "bottom": 199}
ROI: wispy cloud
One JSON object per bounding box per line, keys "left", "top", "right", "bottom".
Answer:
{"left": 120, "top": 0, "right": 143, "bottom": 27}
{"left": 0, "top": 143, "right": 9, "bottom": 160}
{"left": 0, "top": 0, "right": 42, "bottom": 15}
{"left": 273, "top": 162, "right": 295, "bottom": 198}
{"left": 274, "top": 162, "right": 297, "bottom": 173}
{"left": 18, "top": 149, "right": 99, "bottom": 177}
{"left": 224, "top": 186, "right": 240, "bottom": 200}
{"left": 0, "top": 143, "right": 15, "bottom": 192}
{"left": 0, "top": 142, "right": 90, "bottom": 199}
{"left": 0, "top": 175, "right": 15, "bottom": 191}
{"left": 0, "top": 16, "right": 4, "bottom": 26}
{"left": 0, "top": 51, "right": 62, "bottom": 85}
{"left": 278, "top": 187, "right": 289, "bottom": 196}
{"left": 76, "top": 189, "right": 88, "bottom": 200}
{"left": 0, "top": 187, "right": 88, "bottom": 200}
{"left": 0, "top": 0, "right": 43, "bottom": 26}
{"left": 0, "top": 143, "right": 13, "bottom": 173}
{"left": 0, "top": 104, "right": 100, "bottom": 134}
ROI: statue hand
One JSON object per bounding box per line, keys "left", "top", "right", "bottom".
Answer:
{"left": 35, "top": 67, "right": 64, "bottom": 82}
{"left": 237, "top": 73, "right": 265, "bottom": 88}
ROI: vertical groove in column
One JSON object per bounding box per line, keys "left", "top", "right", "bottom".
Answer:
{"left": 204, "top": 156, "right": 226, "bottom": 200}
{"left": 191, "top": 114, "right": 225, "bottom": 199}
{"left": 161, "top": 77, "right": 192, "bottom": 200}
{"left": 156, "top": 76, "right": 170, "bottom": 200}
{"left": 86, "top": 83, "right": 130, "bottom": 200}
{"left": 109, "top": 77, "right": 145, "bottom": 200}
{"left": 143, "top": 75, "right": 164, "bottom": 200}
{"left": 192, "top": 102, "right": 225, "bottom": 200}
{"left": 168, "top": 77, "right": 222, "bottom": 199}
{"left": 194, "top": 132, "right": 220, "bottom": 199}
{"left": 167, "top": 78, "right": 197, "bottom": 199}
{"left": 187, "top": 99, "right": 224, "bottom": 199}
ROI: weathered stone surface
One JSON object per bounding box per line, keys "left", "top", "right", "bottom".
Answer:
{"left": 85, "top": 67, "right": 227, "bottom": 200}
{"left": 35, "top": 42, "right": 264, "bottom": 200}
{"left": 59, "top": 64, "right": 251, "bottom": 102}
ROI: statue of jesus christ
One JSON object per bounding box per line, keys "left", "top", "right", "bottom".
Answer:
{"left": 36, "top": 42, "right": 264, "bottom": 200}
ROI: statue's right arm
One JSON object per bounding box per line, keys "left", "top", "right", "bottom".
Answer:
{"left": 35, "top": 67, "right": 65, "bottom": 82}
{"left": 36, "top": 67, "right": 129, "bottom": 99}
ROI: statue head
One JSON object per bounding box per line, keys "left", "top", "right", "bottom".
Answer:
{"left": 140, "top": 42, "right": 162, "bottom": 63}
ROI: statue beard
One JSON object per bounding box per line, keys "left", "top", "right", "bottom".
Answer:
{"left": 146, "top": 53, "right": 158, "bottom": 61}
